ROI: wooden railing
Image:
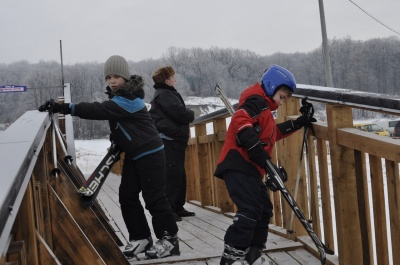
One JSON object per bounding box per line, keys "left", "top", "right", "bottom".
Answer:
{"left": 184, "top": 84, "right": 400, "bottom": 265}
{"left": 0, "top": 84, "right": 128, "bottom": 265}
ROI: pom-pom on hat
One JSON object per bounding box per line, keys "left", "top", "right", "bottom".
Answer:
{"left": 104, "top": 55, "right": 130, "bottom": 81}
{"left": 152, "top": 66, "right": 175, "bottom": 84}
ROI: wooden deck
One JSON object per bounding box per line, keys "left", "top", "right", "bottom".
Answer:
{"left": 97, "top": 173, "right": 337, "bottom": 265}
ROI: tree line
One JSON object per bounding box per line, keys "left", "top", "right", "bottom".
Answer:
{"left": 0, "top": 36, "right": 399, "bottom": 139}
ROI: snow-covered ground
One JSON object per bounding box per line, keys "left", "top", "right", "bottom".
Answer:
{"left": 75, "top": 139, "right": 111, "bottom": 173}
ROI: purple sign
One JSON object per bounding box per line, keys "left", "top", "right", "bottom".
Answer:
{"left": 0, "top": 85, "right": 27, "bottom": 93}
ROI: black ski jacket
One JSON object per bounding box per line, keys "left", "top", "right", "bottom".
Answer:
{"left": 71, "top": 75, "right": 163, "bottom": 160}
{"left": 149, "top": 83, "right": 194, "bottom": 142}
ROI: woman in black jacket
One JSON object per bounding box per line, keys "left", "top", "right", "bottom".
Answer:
{"left": 149, "top": 66, "right": 195, "bottom": 221}
{"left": 39, "top": 55, "right": 179, "bottom": 260}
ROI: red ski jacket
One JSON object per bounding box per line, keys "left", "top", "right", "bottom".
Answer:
{"left": 214, "top": 82, "right": 296, "bottom": 179}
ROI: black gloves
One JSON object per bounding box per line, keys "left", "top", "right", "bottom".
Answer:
{"left": 293, "top": 97, "right": 317, "bottom": 130}
{"left": 293, "top": 115, "right": 317, "bottom": 130}
{"left": 247, "top": 142, "right": 270, "bottom": 168}
{"left": 38, "top": 100, "right": 71, "bottom": 115}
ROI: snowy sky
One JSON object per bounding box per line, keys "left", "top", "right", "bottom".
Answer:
{"left": 1, "top": 0, "right": 399, "bottom": 65}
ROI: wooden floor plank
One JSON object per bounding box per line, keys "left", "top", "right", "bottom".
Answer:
{"left": 287, "top": 248, "right": 322, "bottom": 265}
{"left": 267, "top": 251, "right": 301, "bottom": 265}
{"left": 92, "top": 172, "right": 336, "bottom": 264}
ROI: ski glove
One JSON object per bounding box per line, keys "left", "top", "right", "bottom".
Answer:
{"left": 247, "top": 142, "right": 271, "bottom": 168}
{"left": 293, "top": 115, "right": 317, "bottom": 130}
{"left": 38, "top": 100, "right": 71, "bottom": 115}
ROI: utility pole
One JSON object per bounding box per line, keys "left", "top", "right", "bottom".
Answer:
{"left": 318, "top": 0, "right": 334, "bottom": 87}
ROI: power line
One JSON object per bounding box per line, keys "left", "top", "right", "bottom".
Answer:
{"left": 349, "top": 0, "right": 400, "bottom": 36}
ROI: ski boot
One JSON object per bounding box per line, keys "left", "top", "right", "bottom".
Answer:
{"left": 145, "top": 231, "right": 180, "bottom": 259}
{"left": 123, "top": 237, "right": 153, "bottom": 260}
{"left": 245, "top": 246, "right": 265, "bottom": 264}
{"left": 220, "top": 244, "right": 249, "bottom": 265}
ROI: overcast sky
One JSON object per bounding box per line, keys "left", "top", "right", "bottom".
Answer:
{"left": 1, "top": 0, "right": 399, "bottom": 65}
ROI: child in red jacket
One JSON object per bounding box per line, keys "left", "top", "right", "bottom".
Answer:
{"left": 214, "top": 65, "right": 315, "bottom": 265}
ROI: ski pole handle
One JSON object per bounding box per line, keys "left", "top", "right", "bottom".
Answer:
{"left": 300, "top": 97, "right": 315, "bottom": 119}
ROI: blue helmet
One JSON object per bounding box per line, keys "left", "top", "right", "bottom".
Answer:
{"left": 261, "top": 65, "right": 296, "bottom": 96}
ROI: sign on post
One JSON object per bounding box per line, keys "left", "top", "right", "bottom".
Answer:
{"left": 0, "top": 85, "right": 27, "bottom": 93}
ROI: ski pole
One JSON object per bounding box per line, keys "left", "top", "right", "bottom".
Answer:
{"left": 289, "top": 125, "right": 309, "bottom": 235}
{"left": 53, "top": 121, "right": 73, "bottom": 165}
{"left": 50, "top": 119, "right": 61, "bottom": 177}
{"left": 289, "top": 97, "right": 316, "bottom": 234}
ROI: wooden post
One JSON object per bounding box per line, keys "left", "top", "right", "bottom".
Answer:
{"left": 386, "top": 160, "right": 400, "bottom": 265}
{"left": 369, "top": 154, "right": 389, "bottom": 264}
{"left": 12, "top": 180, "right": 39, "bottom": 265}
{"left": 326, "top": 104, "right": 364, "bottom": 264}
{"left": 194, "top": 123, "right": 212, "bottom": 207}
{"left": 185, "top": 137, "right": 201, "bottom": 202}
{"left": 316, "top": 138, "right": 335, "bottom": 252}
{"left": 276, "top": 98, "right": 307, "bottom": 237}
{"left": 213, "top": 118, "right": 234, "bottom": 213}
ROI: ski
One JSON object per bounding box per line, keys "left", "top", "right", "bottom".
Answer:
{"left": 215, "top": 85, "right": 333, "bottom": 265}
{"left": 264, "top": 160, "right": 334, "bottom": 265}
{"left": 215, "top": 84, "right": 235, "bottom": 115}
{"left": 78, "top": 142, "right": 121, "bottom": 207}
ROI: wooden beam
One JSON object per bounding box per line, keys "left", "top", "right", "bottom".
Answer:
{"left": 337, "top": 128, "right": 400, "bottom": 162}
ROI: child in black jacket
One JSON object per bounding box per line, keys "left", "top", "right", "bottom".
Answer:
{"left": 39, "top": 55, "right": 180, "bottom": 260}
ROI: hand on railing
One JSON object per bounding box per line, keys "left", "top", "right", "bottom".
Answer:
{"left": 39, "top": 99, "right": 71, "bottom": 115}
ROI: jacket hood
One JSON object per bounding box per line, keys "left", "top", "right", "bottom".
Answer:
{"left": 109, "top": 75, "right": 145, "bottom": 99}
{"left": 239, "top": 83, "right": 279, "bottom": 111}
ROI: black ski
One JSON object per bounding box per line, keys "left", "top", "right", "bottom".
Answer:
{"left": 215, "top": 84, "right": 334, "bottom": 265}
{"left": 264, "top": 160, "right": 334, "bottom": 264}
{"left": 78, "top": 142, "right": 121, "bottom": 207}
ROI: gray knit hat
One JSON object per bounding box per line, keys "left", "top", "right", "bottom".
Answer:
{"left": 104, "top": 55, "right": 130, "bottom": 80}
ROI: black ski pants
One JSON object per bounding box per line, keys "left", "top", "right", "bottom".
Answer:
{"left": 162, "top": 139, "right": 188, "bottom": 213}
{"left": 119, "top": 149, "right": 178, "bottom": 241}
{"left": 222, "top": 170, "right": 273, "bottom": 249}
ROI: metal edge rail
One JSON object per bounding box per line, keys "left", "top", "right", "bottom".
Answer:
{"left": 0, "top": 111, "right": 51, "bottom": 255}
{"left": 294, "top": 84, "right": 400, "bottom": 115}
{"left": 191, "top": 84, "right": 400, "bottom": 126}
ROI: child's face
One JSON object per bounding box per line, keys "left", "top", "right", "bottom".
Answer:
{"left": 106, "top": 75, "right": 126, "bottom": 91}
{"left": 272, "top": 89, "right": 291, "bottom": 106}
{"left": 165, "top": 75, "right": 176, "bottom": 87}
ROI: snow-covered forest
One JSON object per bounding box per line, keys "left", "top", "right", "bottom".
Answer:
{"left": 1, "top": 36, "right": 399, "bottom": 138}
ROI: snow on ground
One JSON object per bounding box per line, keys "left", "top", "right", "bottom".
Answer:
{"left": 75, "top": 139, "right": 111, "bottom": 173}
